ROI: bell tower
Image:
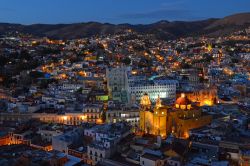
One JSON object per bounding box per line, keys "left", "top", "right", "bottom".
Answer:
{"left": 153, "top": 96, "right": 167, "bottom": 138}
{"left": 139, "top": 93, "right": 153, "bottom": 134}
{"left": 140, "top": 93, "right": 151, "bottom": 110}
{"left": 155, "top": 95, "right": 162, "bottom": 108}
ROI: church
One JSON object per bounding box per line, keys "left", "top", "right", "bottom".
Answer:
{"left": 139, "top": 93, "right": 212, "bottom": 138}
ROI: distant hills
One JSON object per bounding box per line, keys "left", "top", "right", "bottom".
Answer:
{"left": 0, "top": 13, "right": 250, "bottom": 40}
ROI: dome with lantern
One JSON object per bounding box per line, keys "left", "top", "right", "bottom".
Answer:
{"left": 175, "top": 93, "right": 192, "bottom": 110}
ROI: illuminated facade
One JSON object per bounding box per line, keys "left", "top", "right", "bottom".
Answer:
{"left": 129, "top": 80, "right": 177, "bottom": 102}
{"left": 106, "top": 108, "right": 139, "bottom": 127}
{"left": 0, "top": 132, "right": 10, "bottom": 146}
{"left": 139, "top": 94, "right": 167, "bottom": 137}
{"left": 32, "top": 113, "right": 86, "bottom": 125}
{"left": 184, "top": 88, "right": 217, "bottom": 106}
{"left": 82, "top": 104, "right": 103, "bottom": 123}
{"left": 139, "top": 93, "right": 212, "bottom": 138}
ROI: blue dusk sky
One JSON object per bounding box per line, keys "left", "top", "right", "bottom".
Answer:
{"left": 0, "top": 0, "right": 249, "bottom": 24}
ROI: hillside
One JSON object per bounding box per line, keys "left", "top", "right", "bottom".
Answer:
{"left": 0, "top": 13, "right": 249, "bottom": 40}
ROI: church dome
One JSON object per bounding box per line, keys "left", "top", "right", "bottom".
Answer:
{"left": 175, "top": 93, "right": 191, "bottom": 105}
{"left": 175, "top": 93, "right": 192, "bottom": 110}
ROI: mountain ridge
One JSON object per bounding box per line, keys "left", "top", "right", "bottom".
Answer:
{"left": 0, "top": 12, "right": 249, "bottom": 39}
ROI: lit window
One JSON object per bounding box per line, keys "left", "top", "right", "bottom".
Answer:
{"left": 180, "top": 105, "right": 186, "bottom": 110}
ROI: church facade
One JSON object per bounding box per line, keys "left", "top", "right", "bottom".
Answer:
{"left": 139, "top": 93, "right": 212, "bottom": 138}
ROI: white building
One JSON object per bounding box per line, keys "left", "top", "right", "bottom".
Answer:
{"left": 86, "top": 123, "right": 131, "bottom": 165}
{"left": 106, "top": 106, "right": 139, "bottom": 127}
{"left": 59, "top": 83, "right": 84, "bottom": 91}
{"left": 140, "top": 153, "right": 165, "bottom": 166}
{"left": 107, "top": 66, "right": 177, "bottom": 103}
{"left": 128, "top": 79, "right": 177, "bottom": 102}
{"left": 52, "top": 128, "right": 83, "bottom": 154}
{"left": 87, "top": 143, "right": 112, "bottom": 165}
{"left": 37, "top": 129, "right": 63, "bottom": 142}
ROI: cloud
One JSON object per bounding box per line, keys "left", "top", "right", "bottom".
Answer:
{"left": 119, "top": 8, "right": 200, "bottom": 21}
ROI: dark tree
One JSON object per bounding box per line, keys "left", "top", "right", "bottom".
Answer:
{"left": 122, "top": 57, "right": 131, "bottom": 65}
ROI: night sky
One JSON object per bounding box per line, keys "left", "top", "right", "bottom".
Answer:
{"left": 0, "top": 0, "right": 250, "bottom": 24}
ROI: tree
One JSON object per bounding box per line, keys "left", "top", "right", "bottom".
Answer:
{"left": 231, "top": 58, "right": 239, "bottom": 63}
{"left": 0, "top": 56, "right": 8, "bottom": 66}
{"left": 138, "top": 57, "right": 153, "bottom": 68}
{"left": 204, "top": 53, "right": 214, "bottom": 62}
{"left": 30, "top": 71, "right": 44, "bottom": 79}
{"left": 122, "top": 57, "right": 131, "bottom": 65}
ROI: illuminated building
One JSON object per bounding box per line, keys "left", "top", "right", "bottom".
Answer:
{"left": 107, "top": 66, "right": 177, "bottom": 103}
{"left": 207, "top": 44, "right": 213, "bottom": 52}
{"left": 84, "top": 55, "right": 97, "bottom": 61}
{"left": 139, "top": 94, "right": 167, "bottom": 137}
{"left": 82, "top": 104, "right": 103, "bottom": 123}
{"left": 139, "top": 93, "right": 212, "bottom": 138}
{"left": 0, "top": 110, "right": 101, "bottom": 126}
{"left": 239, "top": 148, "right": 250, "bottom": 166}
{"left": 106, "top": 107, "right": 139, "bottom": 128}
{"left": 32, "top": 112, "right": 86, "bottom": 125}
{"left": 9, "top": 132, "right": 31, "bottom": 145}
{"left": 129, "top": 79, "right": 177, "bottom": 102}
{"left": 183, "top": 87, "right": 217, "bottom": 106}
{"left": 168, "top": 93, "right": 212, "bottom": 138}
{"left": 0, "top": 131, "right": 10, "bottom": 146}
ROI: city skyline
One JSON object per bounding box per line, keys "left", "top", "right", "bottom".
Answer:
{"left": 0, "top": 1, "right": 250, "bottom": 166}
{"left": 0, "top": 0, "right": 250, "bottom": 24}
